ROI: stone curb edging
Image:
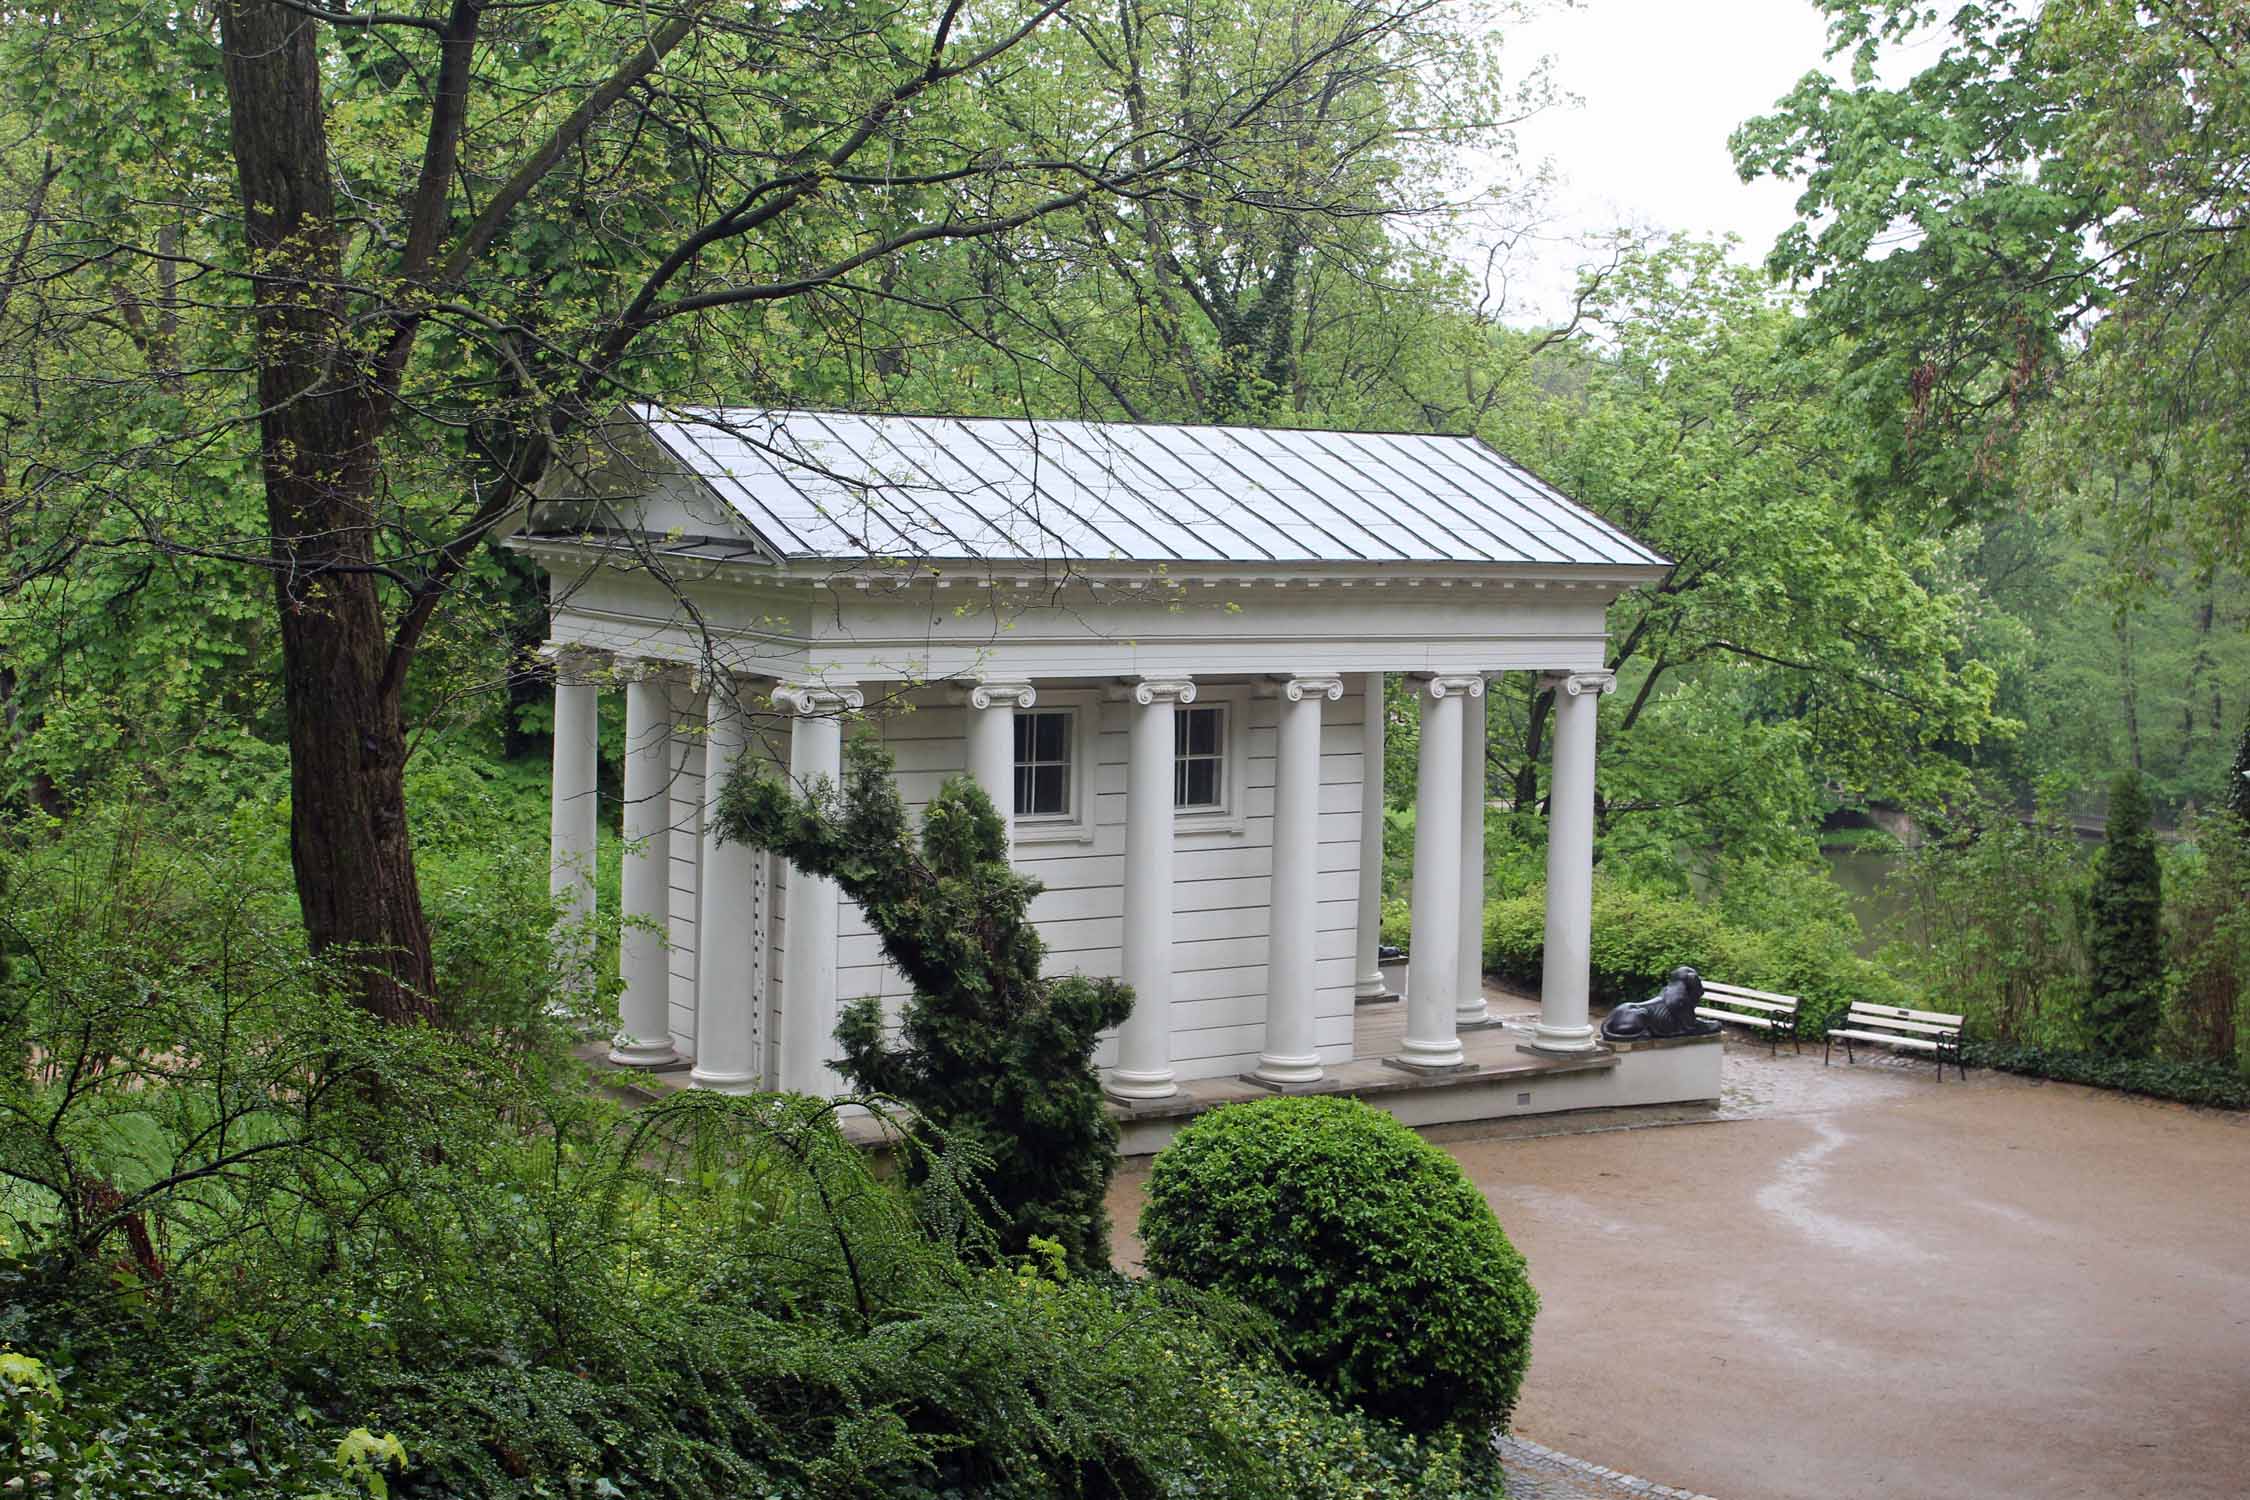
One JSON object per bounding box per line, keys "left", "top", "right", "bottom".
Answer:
{"left": 1496, "top": 1434, "right": 1721, "bottom": 1500}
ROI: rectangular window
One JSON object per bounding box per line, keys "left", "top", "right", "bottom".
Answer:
{"left": 1013, "top": 709, "right": 1072, "bottom": 818}
{"left": 1174, "top": 704, "right": 1225, "bottom": 809}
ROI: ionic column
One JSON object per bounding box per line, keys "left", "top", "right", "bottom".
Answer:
{"left": 692, "top": 676, "right": 763, "bottom": 1093}
{"left": 1457, "top": 676, "right": 1491, "bottom": 1027}
{"left": 962, "top": 679, "right": 1036, "bottom": 844}
{"left": 1110, "top": 674, "right": 1194, "bottom": 1101}
{"left": 1532, "top": 670, "right": 1614, "bottom": 1054}
{"left": 1257, "top": 673, "right": 1343, "bottom": 1086}
{"left": 548, "top": 648, "right": 605, "bottom": 998}
{"left": 1399, "top": 674, "right": 1480, "bottom": 1070}
{"left": 612, "top": 662, "right": 680, "bottom": 1067}
{"left": 1353, "top": 672, "right": 1391, "bottom": 1001}
{"left": 774, "top": 682, "right": 863, "bottom": 1097}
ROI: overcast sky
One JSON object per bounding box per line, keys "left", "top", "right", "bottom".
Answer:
{"left": 1484, "top": 0, "right": 1843, "bottom": 319}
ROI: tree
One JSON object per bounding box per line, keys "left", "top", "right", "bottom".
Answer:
{"left": 1474, "top": 240, "right": 2001, "bottom": 873}
{"left": 716, "top": 739, "right": 1131, "bottom": 1273}
{"left": 1733, "top": 0, "right": 2250, "bottom": 578}
{"left": 0, "top": 0, "right": 1454, "bottom": 1022}
{"left": 2228, "top": 717, "right": 2250, "bottom": 823}
{"left": 2087, "top": 771, "right": 2164, "bottom": 1058}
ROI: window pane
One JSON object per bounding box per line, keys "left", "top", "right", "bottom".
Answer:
{"left": 1186, "top": 706, "right": 1221, "bottom": 755}
{"left": 1014, "top": 764, "right": 1036, "bottom": 817}
{"left": 1180, "top": 757, "right": 1220, "bottom": 808}
{"left": 1035, "top": 711, "right": 1067, "bottom": 761}
{"left": 1031, "top": 763, "right": 1068, "bottom": 815}
{"left": 1014, "top": 713, "right": 1035, "bottom": 760}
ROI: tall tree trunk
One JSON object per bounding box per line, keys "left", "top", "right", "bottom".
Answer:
{"left": 2118, "top": 616, "right": 2143, "bottom": 774}
{"left": 220, "top": 0, "right": 437, "bottom": 1025}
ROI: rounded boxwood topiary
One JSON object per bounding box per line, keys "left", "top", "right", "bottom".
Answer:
{"left": 1137, "top": 1094, "right": 1537, "bottom": 1436}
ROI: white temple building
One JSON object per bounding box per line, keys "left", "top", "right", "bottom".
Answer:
{"left": 518, "top": 408, "right": 1721, "bottom": 1138}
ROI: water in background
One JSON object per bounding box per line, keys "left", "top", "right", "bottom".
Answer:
{"left": 1822, "top": 845, "right": 1903, "bottom": 959}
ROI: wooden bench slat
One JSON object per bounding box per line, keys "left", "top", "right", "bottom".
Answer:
{"left": 1846, "top": 1002, "right": 1966, "bottom": 1027}
{"left": 1700, "top": 995, "right": 1795, "bottom": 1013}
{"left": 1701, "top": 982, "right": 1802, "bottom": 1006}
{"left": 1696, "top": 1007, "right": 1782, "bottom": 1029}
{"left": 1839, "top": 1014, "right": 1959, "bottom": 1038}
{"left": 1826, "top": 1028, "right": 1945, "bottom": 1052}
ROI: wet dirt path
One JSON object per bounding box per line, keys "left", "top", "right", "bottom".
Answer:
{"left": 1108, "top": 1044, "right": 2250, "bottom": 1500}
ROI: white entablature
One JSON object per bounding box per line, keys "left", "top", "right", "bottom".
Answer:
{"left": 518, "top": 408, "right": 1712, "bottom": 1128}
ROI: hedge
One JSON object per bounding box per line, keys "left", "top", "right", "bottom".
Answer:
{"left": 1483, "top": 882, "right": 1909, "bottom": 1039}
{"left": 1961, "top": 1042, "right": 2250, "bottom": 1110}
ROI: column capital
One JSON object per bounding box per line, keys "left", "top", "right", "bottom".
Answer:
{"left": 1539, "top": 669, "right": 1616, "bottom": 699}
{"left": 1122, "top": 674, "right": 1196, "bottom": 706}
{"left": 771, "top": 681, "right": 866, "bottom": 716}
{"left": 693, "top": 665, "right": 765, "bottom": 699}
{"left": 962, "top": 678, "right": 1037, "bottom": 712}
{"left": 614, "top": 654, "right": 690, "bottom": 686}
{"left": 540, "top": 643, "right": 613, "bottom": 685}
{"left": 1414, "top": 672, "right": 1486, "bottom": 700}
{"left": 1273, "top": 673, "right": 1345, "bottom": 703}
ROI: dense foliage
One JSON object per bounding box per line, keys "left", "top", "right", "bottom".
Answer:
{"left": 2087, "top": 773, "right": 2166, "bottom": 1058}
{"left": 1139, "top": 1096, "right": 1538, "bottom": 1437}
{"left": 718, "top": 740, "right": 1132, "bottom": 1273}
{"left": 0, "top": 801, "right": 1509, "bottom": 1498}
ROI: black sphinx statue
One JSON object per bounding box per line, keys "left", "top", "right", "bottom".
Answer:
{"left": 1598, "top": 965, "right": 1722, "bottom": 1042}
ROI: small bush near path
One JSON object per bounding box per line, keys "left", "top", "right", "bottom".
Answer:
{"left": 1139, "top": 1095, "right": 1538, "bottom": 1438}
{"left": 1963, "top": 1041, "right": 2250, "bottom": 1110}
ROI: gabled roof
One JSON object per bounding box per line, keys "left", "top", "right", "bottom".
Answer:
{"left": 618, "top": 405, "right": 1667, "bottom": 570}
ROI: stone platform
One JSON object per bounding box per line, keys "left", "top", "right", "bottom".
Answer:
{"left": 1109, "top": 976, "right": 1722, "bottom": 1156}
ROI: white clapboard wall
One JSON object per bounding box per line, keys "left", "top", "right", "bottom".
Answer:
{"left": 807, "top": 678, "right": 1368, "bottom": 1082}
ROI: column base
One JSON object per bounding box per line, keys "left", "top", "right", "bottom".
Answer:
{"left": 687, "top": 1066, "right": 763, "bottom": 1094}
{"left": 1250, "top": 1054, "right": 1324, "bottom": 1089}
{"left": 1104, "top": 1069, "right": 1178, "bottom": 1103}
{"left": 1381, "top": 1054, "right": 1476, "bottom": 1077}
{"left": 1393, "top": 1037, "right": 1466, "bottom": 1071}
{"left": 1522, "top": 1023, "right": 1599, "bottom": 1057}
{"left": 608, "top": 1034, "right": 680, "bottom": 1068}
{"left": 1455, "top": 1000, "right": 1491, "bottom": 1027}
{"left": 1354, "top": 969, "right": 1394, "bottom": 1004}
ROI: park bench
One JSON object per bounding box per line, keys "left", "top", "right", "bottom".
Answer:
{"left": 1825, "top": 1001, "right": 1966, "bottom": 1079}
{"left": 1693, "top": 982, "right": 1801, "bottom": 1055}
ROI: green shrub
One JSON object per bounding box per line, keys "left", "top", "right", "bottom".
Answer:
{"left": 1485, "top": 880, "right": 1902, "bottom": 1038}
{"left": 2088, "top": 771, "right": 2166, "bottom": 1058}
{"left": 1880, "top": 794, "right": 2090, "bottom": 1046}
{"left": 1138, "top": 1095, "right": 1537, "bottom": 1437}
{"left": 1379, "top": 895, "right": 1413, "bottom": 953}
{"left": 1962, "top": 1042, "right": 2250, "bottom": 1110}
{"left": 1483, "top": 882, "right": 1722, "bottom": 1006}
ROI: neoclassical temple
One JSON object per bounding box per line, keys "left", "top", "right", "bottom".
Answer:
{"left": 520, "top": 408, "right": 1718, "bottom": 1128}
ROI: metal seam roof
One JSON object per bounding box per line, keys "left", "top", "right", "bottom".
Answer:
{"left": 629, "top": 406, "right": 1668, "bottom": 571}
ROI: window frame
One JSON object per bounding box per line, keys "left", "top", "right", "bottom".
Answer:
{"left": 1008, "top": 690, "right": 1101, "bottom": 846}
{"left": 1172, "top": 702, "right": 1227, "bottom": 811}
{"left": 1011, "top": 707, "right": 1075, "bottom": 822}
{"left": 1172, "top": 683, "right": 1251, "bottom": 838}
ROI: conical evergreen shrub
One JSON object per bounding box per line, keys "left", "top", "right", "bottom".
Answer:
{"left": 718, "top": 736, "right": 1132, "bottom": 1271}
{"left": 2087, "top": 771, "right": 2164, "bottom": 1058}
